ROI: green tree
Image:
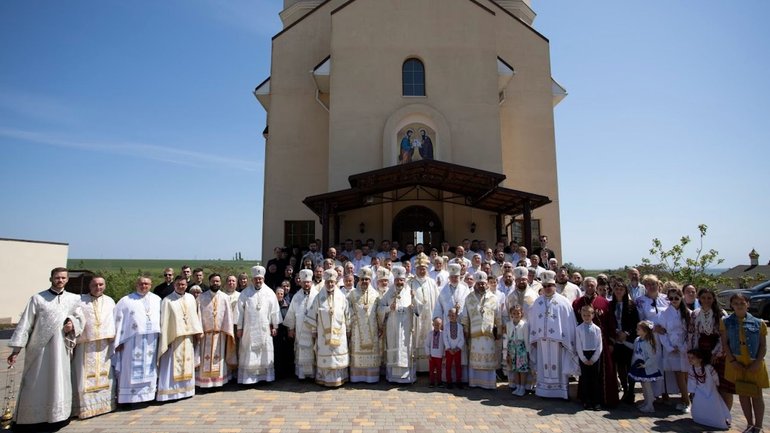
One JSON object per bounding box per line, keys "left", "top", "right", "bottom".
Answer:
{"left": 641, "top": 224, "right": 727, "bottom": 289}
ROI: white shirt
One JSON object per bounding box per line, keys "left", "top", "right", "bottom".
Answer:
{"left": 576, "top": 322, "right": 602, "bottom": 364}
{"left": 424, "top": 329, "right": 445, "bottom": 358}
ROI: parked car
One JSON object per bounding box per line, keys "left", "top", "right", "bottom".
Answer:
{"left": 718, "top": 280, "right": 770, "bottom": 319}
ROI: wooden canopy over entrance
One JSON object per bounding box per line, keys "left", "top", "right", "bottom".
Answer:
{"left": 302, "top": 159, "right": 551, "bottom": 251}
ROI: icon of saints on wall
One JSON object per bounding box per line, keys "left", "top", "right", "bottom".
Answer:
{"left": 397, "top": 125, "right": 434, "bottom": 165}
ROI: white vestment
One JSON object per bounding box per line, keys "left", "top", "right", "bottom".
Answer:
{"left": 378, "top": 285, "right": 421, "bottom": 383}
{"left": 196, "top": 289, "right": 237, "bottom": 388}
{"left": 236, "top": 285, "right": 282, "bottom": 384}
{"left": 409, "top": 276, "right": 440, "bottom": 372}
{"left": 72, "top": 293, "right": 116, "bottom": 419}
{"left": 112, "top": 291, "right": 162, "bottom": 403}
{"left": 462, "top": 290, "right": 502, "bottom": 389}
{"left": 433, "top": 282, "right": 471, "bottom": 381}
{"left": 283, "top": 287, "right": 319, "bottom": 379}
{"left": 347, "top": 285, "right": 381, "bottom": 383}
{"left": 305, "top": 287, "right": 350, "bottom": 387}
{"left": 9, "top": 289, "right": 85, "bottom": 424}
{"left": 157, "top": 291, "right": 203, "bottom": 401}
{"left": 528, "top": 293, "right": 580, "bottom": 399}
{"left": 556, "top": 282, "right": 581, "bottom": 303}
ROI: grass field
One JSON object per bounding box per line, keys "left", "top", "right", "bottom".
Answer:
{"left": 67, "top": 259, "right": 261, "bottom": 274}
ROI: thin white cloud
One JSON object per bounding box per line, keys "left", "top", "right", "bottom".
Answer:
{"left": 0, "top": 88, "right": 82, "bottom": 126}
{"left": 0, "top": 127, "right": 258, "bottom": 172}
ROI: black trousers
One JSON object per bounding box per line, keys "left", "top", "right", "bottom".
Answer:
{"left": 579, "top": 350, "right": 601, "bottom": 406}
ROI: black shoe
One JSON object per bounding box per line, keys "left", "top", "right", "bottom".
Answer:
{"left": 429, "top": 383, "right": 435, "bottom": 388}
{"left": 447, "top": 383, "right": 454, "bottom": 389}
{"left": 457, "top": 383, "right": 464, "bottom": 390}
{"left": 621, "top": 392, "right": 635, "bottom": 404}
{"left": 593, "top": 404, "right": 602, "bottom": 411}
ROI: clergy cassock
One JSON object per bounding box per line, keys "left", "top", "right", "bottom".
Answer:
{"left": 283, "top": 269, "right": 319, "bottom": 379}
{"left": 347, "top": 267, "right": 382, "bottom": 383}
{"left": 461, "top": 274, "right": 502, "bottom": 389}
{"left": 377, "top": 266, "right": 421, "bottom": 383}
{"left": 157, "top": 290, "right": 203, "bottom": 401}
{"left": 196, "top": 289, "right": 237, "bottom": 388}
{"left": 72, "top": 293, "right": 116, "bottom": 419}
{"left": 432, "top": 264, "right": 470, "bottom": 382}
{"left": 305, "top": 270, "right": 351, "bottom": 387}
{"left": 572, "top": 294, "right": 619, "bottom": 407}
{"left": 112, "top": 291, "right": 161, "bottom": 403}
{"left": 529, "top": 292, "right": 580, "bottom": 399}
{"left": 236, "top": 281, "right": 282, "bottom": 384}
{"left": 408, "top": 259, "right": 440, "bottom": 372}
{"left": 9, "top": 289, "right": 85, "bottom": 424}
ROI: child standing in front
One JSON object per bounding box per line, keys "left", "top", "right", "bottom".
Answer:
{"left": 628, "top": 320, "right": 662, "bottom": 413}
{"left": 576, "top": 305, "right": 603, "bottom": 410}
{"left": 443, "top": 308, "right": 464, "bottom": 389}
{"left": 504, "top": 305, "right": 529, "bottom": 396}
{"left": 687, "top": 348, "right": 732, "bottom": 429}
{"left": 424, "top": 317, "right": 444, "bottom": 388}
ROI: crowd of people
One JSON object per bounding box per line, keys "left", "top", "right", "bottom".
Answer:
{"left": 6, "top": 236, "right": 769, "bottom": 433}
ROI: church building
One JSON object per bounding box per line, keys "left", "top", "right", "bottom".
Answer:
{"left": 255, "top": 0, "right": 566, "bottom": 256}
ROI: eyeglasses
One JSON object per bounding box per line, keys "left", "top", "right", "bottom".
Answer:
{"left": 164, "top": 274, "right": 173, "bottom": 277}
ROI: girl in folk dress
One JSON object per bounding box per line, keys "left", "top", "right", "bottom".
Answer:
{"left": 629, "top": 320, "right": 662, "bottom": 413}
{"left": 504, "top": 305, "right": 530, "bottom": 396}
{"left": 687, "top": 348, "right": 731, "bottom": 430}
{"left": 689, "top": 288, "right": 732, "bottom": 409}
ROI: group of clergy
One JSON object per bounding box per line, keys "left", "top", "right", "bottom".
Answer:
{"left": 6, "top": 256, "right": 583, "bottom": 430}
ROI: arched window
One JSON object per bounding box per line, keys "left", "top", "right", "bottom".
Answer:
{"left": 402, "top": 58, "right": 425, "bottom": 96}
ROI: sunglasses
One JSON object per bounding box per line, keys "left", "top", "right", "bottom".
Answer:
{"left": 164, "top": 274, "right": 173, "bottom": 277}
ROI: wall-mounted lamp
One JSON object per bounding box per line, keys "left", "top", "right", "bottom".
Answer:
{"left": 470, "top": 222, "right": 477, "bottom": 233}
{"left": 359, "top": 222, "right": 366, "bottom": 234}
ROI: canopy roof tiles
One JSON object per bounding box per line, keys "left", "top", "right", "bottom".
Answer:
{"left": 303, "top": 159, "right": 551, "bottom": 216}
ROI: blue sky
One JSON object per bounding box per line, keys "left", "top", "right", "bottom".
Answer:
{"left": 1, "top": 1, "right": 768, "bottom": 269}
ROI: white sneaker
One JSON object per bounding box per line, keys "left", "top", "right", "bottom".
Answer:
{"left": 515, "top": 387, "right": 526, "bottom": 397}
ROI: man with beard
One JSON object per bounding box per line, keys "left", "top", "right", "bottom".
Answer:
{"left": 409, "top": 253, "right": 440, "bottom": 372}
{"left": 283, "top": 269, "right": 319, "bottom": 380}
{"left": 305, "top": 269, "right": 350, "bottom": 387}
{"left": 157, "top": 276, "right": 203, "bottom": 401}
{"left": 497, "top": 269, "right": 516, "bottom": 299}
{"left": 529, "top": 270, "right": 579, "bottom": 400}
{"left": 627, "top": 268, "right": 645, "bottom": 300}
{"left": 378, "top": 266, "right": 421, "bottom": 384}
{"left": 195, "top": 273, "right": 237, "bottom": 389}
{"left": 555, "top": 267, "right": 581, "bottom": 303}
{"left": 460, "top": 272, "right": 501, "bottom": 389}
{"left": 572, "top": 277, "right": 618, "bottom": 407}
{"left": 236, "top": 266, "right": 282, "bottom": 384}
{"left": 347, "top": 267, "right": 381, "bottom": 383}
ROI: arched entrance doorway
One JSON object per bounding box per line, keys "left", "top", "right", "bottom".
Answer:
{"left": 392, "top": 205, "right": 443, "bottom": 250}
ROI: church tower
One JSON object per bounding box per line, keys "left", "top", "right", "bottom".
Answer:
{"left": 257, "top": 0, "right": 566, "bottom": 259}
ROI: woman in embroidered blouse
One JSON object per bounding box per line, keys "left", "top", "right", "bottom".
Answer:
{"left": 690, "top": 288, "right": 732, "bottom": 409}
{"left": 720, "top": 293, "right": 769, "bottom": 433}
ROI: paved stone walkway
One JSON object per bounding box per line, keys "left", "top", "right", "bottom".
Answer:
{"left": 0, "top": 339, "right": 767, "bottom": 433}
